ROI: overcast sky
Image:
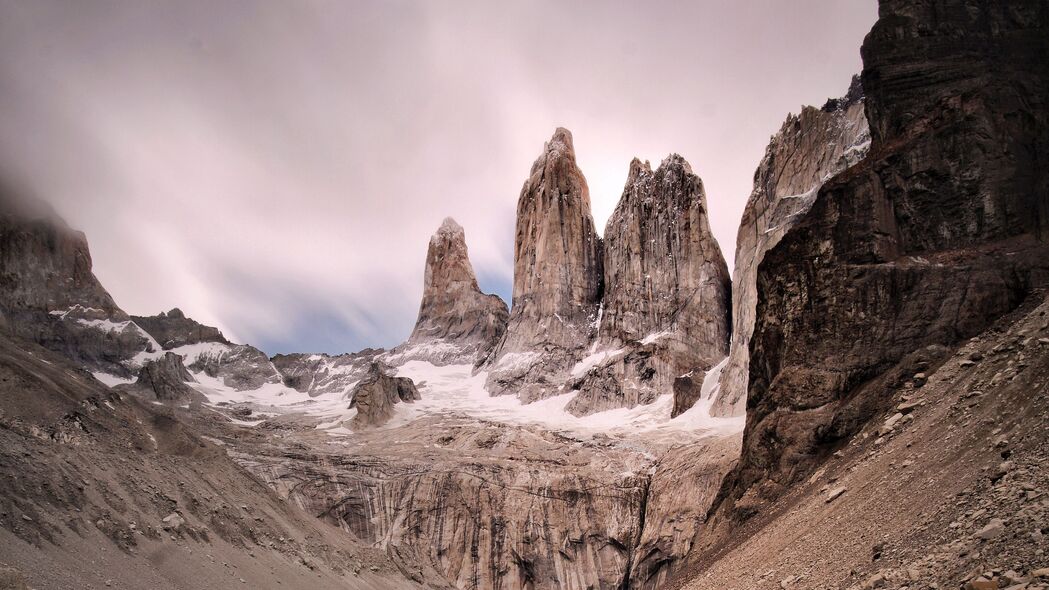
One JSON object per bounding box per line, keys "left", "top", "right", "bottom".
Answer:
{"left": 0, "top": 0, "right": 877, "bottom": 355}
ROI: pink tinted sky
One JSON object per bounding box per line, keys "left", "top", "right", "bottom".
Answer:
{"left": 0, "top": 0, "right": 878, "bottom": 354}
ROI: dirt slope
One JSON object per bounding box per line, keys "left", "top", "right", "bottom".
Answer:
{"left": 674, "top": 291, "right": 1049, "bottom": 589}
{"left": 0, "top": 333, "right": 423, "bottom": 590}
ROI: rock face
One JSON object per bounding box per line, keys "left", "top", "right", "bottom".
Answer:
{"left": 125, "top": 351, "right": 201, "bottom": 403}
{"left": 566, "top": 155, "right": 730, "bottom": 416}
{"left": 0, "top": 189, "right": 156, "bottom": 376}
{"left": 234, "top": 411, "right": 741, "bottom": 590}
{"left": 348, "top": 363, "right": 420, "bottom": 429}
{"left": 389, "top": 218, "right": 508, "bottom": 365}
{"left": 272, "top": 348, "right": 383, "bottom": 396}
{"left": 711, "top": 77, "right": 870, "bottom": 417}
{"left": 188, "top": 343, "right": 282, "bottom": 391}
{"left": 483, "top": 128, "right": 604, "bottom": 402}
{"left": 714, "top": 0, "right": 1049, "bottom": 521}
{"left": 131, "top": 308, "right": 229, "bottom": 350}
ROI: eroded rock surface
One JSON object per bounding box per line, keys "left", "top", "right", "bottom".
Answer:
{"left": 347, "top": 363, "right": 420, "bottom": 429}
{"left": 389, "top": 218, "right": 508, "bottom": 365}
{"left": 567, "top": 155, "right": 730, "bottom": 416}
{"left": 483, "top": 128, "right": 604, "bottom": 402}
{"left": 711, "top": 77, "right": 870, "bottom": 417}
{"left": 124, "top": 351, "right": 202, "bottom": 403}
{"left": 272, "top": 348, "right": 383, "bottom": 396}
{"left": 131, "top": 308, "right": 229, "bottom": 350}
{"left": 0, "top": 189, "right": 156, "bottom": 376}
{"left": 713, "top": 0, "right": 1049, "bottom": 522}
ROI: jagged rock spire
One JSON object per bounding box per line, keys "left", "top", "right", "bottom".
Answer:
{"left": 483, "top": 127, "right": 604, "bottom": 402}
{"left": 398, "top": 217, "right": 508, "bottom": 364}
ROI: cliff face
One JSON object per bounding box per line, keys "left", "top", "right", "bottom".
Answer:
{"left": 131, "top": 308, "right": 229, "bottom": 350}
{"left": 390, "top": 218, "right": 508, "bottom": 365}
{"left": 483, "top": 128, "right": 604, "bottom": 402}
{"left": 715, "top": 0, "right": 1049, "bottom": 521}
{"left": 566, "top": 155, "right": 730, "bottom": 416}
{"left": 710, "top": 78, "right": 871, "bottom": 417}
{"left": 0, "top": 190, "right": 157, "bottom": 376}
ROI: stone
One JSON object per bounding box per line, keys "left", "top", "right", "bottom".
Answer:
{"left": 975, "top": 518, "right": 1005, "bottom": 541}
{"left": 711, "top": 0, "right": 1049, "bottom": 520}
{"left": 711, "top": 76, "right": 870, "bottom": 417}
{"left": 271, "top": 348, "right": 383, "bottom": 396}
{"left": 483, "top": 128, "right": 603, "bottom": 403}
{"left": 390, "top": 218, "right": 508, "bottom": 365}
{"left": 130, "top": 309, "right": 228, "bottom": 350}
{"left": 348, "top": 363, "right": 421, "bottom": 429}
{"left": 567, "top": 154, "right": 730, "bottom": 416}
{"left": 0, "top": 188, "right": 155, "bottom": 376}
{"left": 826, "top": 487, "right": 847, "bottom": 503}
{"left": 161, "top": 512, "right": 185, "bottom": 530}
{"left": 123, "top": 352, "right": 201, "bottom": 403}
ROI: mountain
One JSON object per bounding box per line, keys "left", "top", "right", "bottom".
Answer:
{"left": 711, "top": 76, "right": 870, "bottom": 417}
{"left": 567, "top": 155, "right": 730, "bottom": 416}
{"left": 386, "top": 217, "right": 508, "bottom": 365}
{"left": 683, "top": 1, "right": 1049, "bottom": 586}
{"left": 482, "top": 128, "right": 604, "bottom": 403}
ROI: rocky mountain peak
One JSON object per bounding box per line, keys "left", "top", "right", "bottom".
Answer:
{"left": 567, "top": 152, "right": 730, "bottom": 416}
{"left": 482, "top": 127, "right": 603, "bottom": 402}
{"left": 391, "top": 217, "right": 508, "bottom": 365}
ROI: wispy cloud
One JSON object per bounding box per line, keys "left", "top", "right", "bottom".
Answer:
{"left": 0, "top": 0, "right": 876, "bottom": 354}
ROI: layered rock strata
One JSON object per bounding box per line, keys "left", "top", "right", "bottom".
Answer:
{"left": 713, "top": 0, "right": 1049, "bottom": 522}
{"left": 483, "top": 128, "right": 604, "bottom": 402}
{"left": 566, "top": 155, "right": 730, "bottom": 416}
{"left": 711, "top": 76, "right": 871, "bottom": 417}
{"left": 388, "top": 218, "right": 508, "bottom": 365}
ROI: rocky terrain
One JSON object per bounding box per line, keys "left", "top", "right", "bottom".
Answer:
{"left": 1, "top": 1, "right": 1047, "bottom": 589}
{"left": 710, "top": 76, "right": 870, "bottom": 417}
{"left": 680, "top": 291, "right": 1049, "bottom": 590}
{"left": 389, "top": 218, "right": 508, "bottom": 366}
{"left": 0, "top": 331, "right": 417, "bottom": 590}
{"left": 482, "top": 128, "right": 605, "bottom": 403}
{"left": 568, "top": 155, "right": 730, "bottom": 417}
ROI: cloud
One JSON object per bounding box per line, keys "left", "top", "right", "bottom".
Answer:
{"left": 0, "top": 0, "right": 877, "bottom": 354}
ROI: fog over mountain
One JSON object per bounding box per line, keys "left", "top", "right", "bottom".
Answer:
{"left": 0, "top": 0, "right": 876, "bottom": 354}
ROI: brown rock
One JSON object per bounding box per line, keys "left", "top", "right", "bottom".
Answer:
{"left": 711, "top": 77, "right": 870, "bottom": 417}
{"left": 483, "top": 128, "right": 603, "bottom": 402}
{"left": 567, "top": 155, "right": 730, "bottom": 416}
{"left": 392, "top": 217, "right": 508, "bottom": 365}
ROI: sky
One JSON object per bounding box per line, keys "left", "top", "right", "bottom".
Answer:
{"left": 0, "top": 0, "right": 878, "bottom": 355}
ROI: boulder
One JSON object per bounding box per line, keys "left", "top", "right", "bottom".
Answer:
{"left": 348, "top": 363, "right": 421, "bottom": 429}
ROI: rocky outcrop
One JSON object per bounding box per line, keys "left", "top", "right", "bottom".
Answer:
{"left": 483, "top": 128, "right": 604, "bottom": 402}
{"left": 231, "top": 408, "right": 742, "bottom": 590}
{"left": 388, "top": 218, "right": 508, "bottom": 365}
{"left": 348, "top": 363, "right": 420, "bottom": 429}
{"left": 713, "top": 0, "right": 1049, "bottom": 522}
{"left": 0, "top": 188, "right": 156, "bottom": 376}
{"left": 711, "top": 77, "right": 870, "bottom": 417}
{"left": 566, "top": 155, "right": 730, "bottom": 416}
{"left": 272, "top": 348, "right": 383, "bottom": 396}
{"left": 188, "top": 343, "right": 282, "bottom": 391}
{"left": 124, "top": 351, "right": 202, "bottom": 403}
{"left": 131, "top": 308, "right": 229, "bottom": 350}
